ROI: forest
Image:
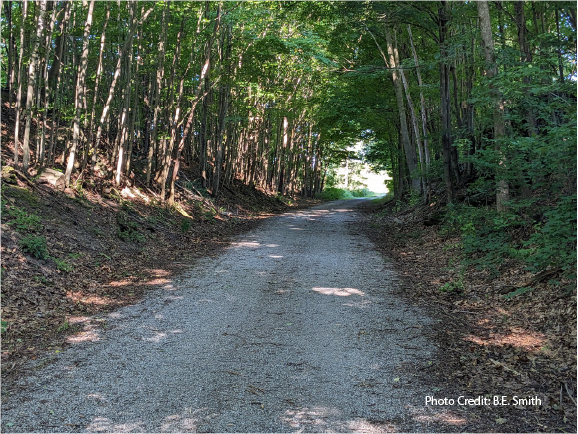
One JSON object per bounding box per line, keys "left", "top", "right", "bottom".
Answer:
{"left": 0, "top": 1, "right": 576, "bottom": 430}
{"left": 2, "top": 0, "right": 576, "bottom": 278}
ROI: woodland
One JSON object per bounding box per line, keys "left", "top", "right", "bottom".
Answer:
{"left": 0, "top": 0, "right": 577, "bottom": 431}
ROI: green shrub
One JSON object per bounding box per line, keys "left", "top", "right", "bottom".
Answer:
{"left": 19, "top": 235, "right": 49, "bottom": 259}
{"left": 442, "top": 194, "right": 577, "bottom": 282}
{"left": 118, "top": 230, "right": 145, "bottom": 243}
{"left": 5, "top": 207, "right": 43, "bottom": 232}
{"left": 54, "top": 257, "right": 73, "bottom": 272}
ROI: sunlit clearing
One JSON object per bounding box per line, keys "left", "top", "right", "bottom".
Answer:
{"left": 465, "top": 328, "right": 545, "bottom": 352}
{"left": 85, "top": 417, "right": 145, "bottom": 433}
{"left": 312, "top": 287, "right": 365, "bottom": 296}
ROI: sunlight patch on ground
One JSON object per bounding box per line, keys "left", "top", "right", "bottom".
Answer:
{"left": 144, "top": 278, "right": 171, "bottom": 285}
{"left": 85, "top": 417, "right": 145, "bottom": 433}
{"left": 464, "top": 328, "right": 545, "bottom": 351}
{"left": 144, "top": 332, "right": 167, "bottom": 343}
{"left": 282, "top": 407, "right": 394, "bottom": 432}
{"left": 66, "top": 329, "right": 100, "bottom": 344}
{"left": 66, "top": 292, "right": 114, "bottom": 306}
{"left": 108, "top": 279, "right": 133, "bottom": 287}
{"left": 312, "top": 287, "right": 365, "bottom": 297}
{"left": 231, "top": 241, "right": 262, "bottom": 248}
{"left": 413, "top": 410, "right": 467, "bottom": 426}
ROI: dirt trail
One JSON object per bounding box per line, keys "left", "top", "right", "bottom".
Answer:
{"left": 2, "top": 199, "right": 447, "bottom": 432}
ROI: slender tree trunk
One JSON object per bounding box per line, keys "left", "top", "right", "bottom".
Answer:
{"left": 64, "top": 0, "right": 94, "bottom": 187}
{"left": 477, "top": 0, "right": 509, "bottom": 213}
{"left": 22, "top": 0, "right": 46, "bottom": 171}
{"left": 146, "top": 3, "right": 168, "bottom": 185}
{"left": 13, "top": 0, "right": 28, "bottom": 166}
{"left": 384, "top": 26, "right": 420, "bottom": 193}
{"left": 84, "top": 7, "right": 110, "bottom": 169}
{"left": 439, "top": 1, "right": 455, "bottom": 202}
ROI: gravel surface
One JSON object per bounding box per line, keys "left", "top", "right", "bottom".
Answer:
{"left": 2, "top": 199, "right": 442, "bottom": 433}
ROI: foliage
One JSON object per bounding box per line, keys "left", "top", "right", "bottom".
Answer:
{"left": 317, "top": 188, "right": 354, "bottom": 201}
{"left": 19, "top": 235, "right": 49, "bottom": 259}
{"left": 53, "top": 257, "right": 74, "bottom": 272}
{"left": 1, "top": 320, "right": 7, "bottom": 334}
{"left": 4, "top": 206, "right": 43, "bottom": 232}
{"left": 118, "top": 229, "right": 145, "bottom": 243}
{"left": 317, "top": 187, "right": 375, "bottom": 201}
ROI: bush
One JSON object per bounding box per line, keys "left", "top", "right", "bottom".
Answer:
{"left": 442, "top": 195, "right": 577, "bottom": 282}
{"left": 5, "top": 206, "right": 43, "bottom": 232}
{"left": 19, "top": 235, "right": 49, "bottom": 259}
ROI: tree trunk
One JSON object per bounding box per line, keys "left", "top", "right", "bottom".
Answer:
{"left": 384, "top": 26, "right": 420, "bottom": 193}
{"left": 439, "top": 2, "right": 455, "bottom": 203}
{"left": 64, "top": 0, "right": 95, "bottom": 187}
{"left": 13, "top": 0, "right": 28, "bottom": 166}
{"left": 477, "top": 0, "right": 509, "bottom": 213}
{"left": 22, "top": 0, "right": 46, "bottom": 172}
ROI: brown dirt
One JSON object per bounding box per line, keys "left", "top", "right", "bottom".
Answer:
{"left": 358, "top": 198, "right": 576, "bottom": 433}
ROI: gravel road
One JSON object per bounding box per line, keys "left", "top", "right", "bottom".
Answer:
{"left": 2, "top": 199, "right": 442, "bottom": 433}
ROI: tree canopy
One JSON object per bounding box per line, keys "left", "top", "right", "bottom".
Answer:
{"left": 2, "top": 1, "right": 576, "bottom": 277}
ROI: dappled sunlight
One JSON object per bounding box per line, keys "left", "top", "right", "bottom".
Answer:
{"left": 312, "top": 286, "right": 365, "bottom": 297}
{"left": 269, "top": 255, "right": 283, "bottom": 259}
{"left": 150, "top": 269, "right": 170, "bottom": 277}
{"left": 282, "top": 407, "right": 399, "bottom": 434}
{"left": 66, "top": 291, "right": 117, "bottom": 306}
{"left": 412, "top": 409, "right": 467, "bottom": 426}
{"left": 144, "top": 332, "right": 167, "bottom": 343}
{"left": 231, "top": 240, "right": 262, "bottom": 249}
{"left": 85, "top": 417, "right": 145, "bottom": 433}
{"left": 160, "top": 414, "right": 198, "bottom": 432}
{"left": 464, "top": 328, "right": 545, "bottom": 352}
{"left": 145, "top": 278, "right": 171, "bottom": 286}
{"left": 345, "top": 418, "right": 396, "bottom": 433}
{"left": 65, "top": 316, "right": 102, "bottom": 344}
{"left": 66, "top": 329, "right": 100, "bottom": 344}
{"left": 84, "top": 407, "right": 209, "bottom": 432}
{"left": 108, "top": 279, "right": 133, "bottom": 287}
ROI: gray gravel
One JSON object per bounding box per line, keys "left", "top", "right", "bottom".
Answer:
{"left": 2, "top": 199, "right": 441, "bottom": 433}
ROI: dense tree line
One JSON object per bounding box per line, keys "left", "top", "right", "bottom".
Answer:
{"left": 2, "top": 1, "right": 576, "bottom": 277}
{"left": 325, "top": 1, "right": 576, "bottom": 278}
{"left": 3, "top": 1, "right": 334, "bottom": 201}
